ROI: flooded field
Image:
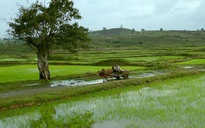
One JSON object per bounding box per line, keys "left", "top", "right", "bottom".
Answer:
{"left": 1, "top": 73, "right": 205, "bottom": 128}
{"left": 50, "top": 79, "right": 103, "bottom": 87}
{"left": 0, "top": 71, "right": 164, "bottom": 99}
{"left": 50, "top": 71, "right": 166, "bottom": 87}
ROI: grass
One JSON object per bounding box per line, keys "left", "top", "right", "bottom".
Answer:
{"left": 177, "top": 58, "right": 205, "bottom": 65}
{"left": 125, "top": 56, "right": 184, "bottom": 62}
{"left": 1, "top": 29, "right": 205, "bottom": 127}
{"left": 1, "top": 71, "right": 205, "bottom": 127}
{"left": 0, "top": 64, "right": 142, "bottom": 83}
{"left": 0, "top": 65, "right": 38, "bottom": 83}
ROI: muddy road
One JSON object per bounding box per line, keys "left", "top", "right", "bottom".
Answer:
{"left": 0, "top": 66, "right": 201, "bottom": 99}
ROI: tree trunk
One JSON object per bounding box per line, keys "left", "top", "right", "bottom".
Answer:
{"left": 37, "top": 51, "right": 50, "bottom": 80}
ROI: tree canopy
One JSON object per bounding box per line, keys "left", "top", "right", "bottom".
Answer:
{"left": 9, "top": 0, "right": 90, "bottom": 51}
{"left": 8, "top": 0, "right": 90, "bottom": 79}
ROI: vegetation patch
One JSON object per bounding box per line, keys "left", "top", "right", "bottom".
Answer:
{"left": 93, "top": 59, "right": 130, "bottom": 66}
{"left": 177, "top": 58, "right": 205, "bottom": 65}
{"left": 146, "top": 59, "right": 178, "bottom": 70}
{"left": 29, "top": 106, "right": 94, "bottom": 128}
{"left": 1, "top": 71, "right": 205, "bottom": 127}
{"left": 0, "top": 70, "right": 202, "bottom": 112}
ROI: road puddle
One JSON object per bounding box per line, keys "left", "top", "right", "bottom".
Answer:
{"left": 50, "top": 79, "right": 103, "bottom": 87}
{"left": 50, "top": 71, "right": 166, "bottom": 87}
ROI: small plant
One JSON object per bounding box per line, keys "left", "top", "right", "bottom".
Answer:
{"left": 30, "top": 106, "right": 94, "bottom": 128}
{"left": 63, "top": 111, "right": 94, "bottom": 128}
{"left": 30, "top": 106, "right": 56, "bottom": 128}
{"left": 147, "top": 59, "right": 177, "bottom": 70}
{"left": 94, "top": 59, "right": 130, "bottom": 66}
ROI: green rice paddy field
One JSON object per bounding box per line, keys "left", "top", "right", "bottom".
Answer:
{"left": 1, "top": 30, "right": 205, "bottom": 127}
{"left": 1, "top": 72, "right": 205, "bottom": 128}
{"left": 0, "top": 65, "right": 142, "bottom": 83}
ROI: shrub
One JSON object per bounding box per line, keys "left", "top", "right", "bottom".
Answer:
{"left": 146, "top": 59, "right": 177, "bottom": 70}
{"left": 94, "top": 59, "right": 130, "bottom": 66}
{"left": 48, "top": 55, "right": 72, "bottom": 61}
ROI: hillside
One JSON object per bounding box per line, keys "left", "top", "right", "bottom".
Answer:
{"left": 1, "top": 28, "right": 205, "bottom": 54}
{"left": 89, "top": 28, "right": 205, "bottom": 49}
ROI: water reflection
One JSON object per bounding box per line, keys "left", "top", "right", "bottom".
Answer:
{"left": 50, "top": 79, "right": 103, "bottom": 87}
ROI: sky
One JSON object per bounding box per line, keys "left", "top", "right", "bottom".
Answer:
{"left": 0, "top": 0, "right": 204, "bottom": 38}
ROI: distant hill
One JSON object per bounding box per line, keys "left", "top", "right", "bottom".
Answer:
{"left": 89, "top": 28, "right": 205, "bottom": 49}
{"left": 1, "top": 28, "right": 205, "bottom": 51}
{"left": 90, "top": 28, "right": 133, "bottom": 37}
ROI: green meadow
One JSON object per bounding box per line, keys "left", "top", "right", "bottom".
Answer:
{"left": 1, "top": 29, "right": 205, "bottom": 127}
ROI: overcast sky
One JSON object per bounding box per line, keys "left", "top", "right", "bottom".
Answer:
{"left": 0, "top": 0, "right": 204, "bottom": 38}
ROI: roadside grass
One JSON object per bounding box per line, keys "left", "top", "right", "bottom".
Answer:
{"left": 0, "top": 70, "right": 201, "bottom": 113}
{"left": 0, "top": 70, "right": 205, "bottom": 127}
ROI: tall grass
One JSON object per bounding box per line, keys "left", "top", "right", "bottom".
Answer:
{"left": 177, "top": 58, "right": 205, "bottom": 65}
{"left": 56, "top": 73, "right": 205, "bottom": 128}
{"left": 1, "top": 72, "right": 205, "bottom": 127}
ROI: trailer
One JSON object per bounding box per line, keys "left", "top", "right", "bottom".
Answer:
{"left": 112, "top": 69, "right": 129, "bottom": 80}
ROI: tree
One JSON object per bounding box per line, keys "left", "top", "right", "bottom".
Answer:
{"left": 9, "top": 0, "right": 90, "bottom": 80}
{"left": 131, "top": 28, "right": 135, "bottom": 33}
{"left": 141, "top": 28, "right": 145, "bottom": 33}
{"left": 103, "top": 27, "right": 107, "bottom": 30}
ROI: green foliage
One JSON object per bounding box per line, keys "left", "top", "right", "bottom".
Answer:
{"left": 94, "top": 59, "right": 130, "bottom": 66}
{"left": 63, "top": 111, "right": 94, "bottom": 128}
{"left": 30, "top": 106, "right": 94, "bottom": 128}
{"left": 0, "top": 65, "right": 99, "bottom": 83}
{"left": 48, "top": 54, "right": 72, "bottom": 61}
{"left": 146, "top": 59, "right": 178, "bottom": 70}
{"left": 1, "top": 71, "right": 205, "bottom": 128}
{"left": 8, "top": 0, "right": 90, "bottom": 79}
{"left": 9, "top": 0, "right": 90, "bottom": 52}
{"left": 0, "top": 69, "right": 201, "bottom": 111}
{"left": 56, "top": 23, "right": 90, "bottom": 52}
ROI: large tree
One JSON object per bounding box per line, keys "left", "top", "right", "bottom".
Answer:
{"left": 9, "top": 0, "right": 90, "bottom": 80}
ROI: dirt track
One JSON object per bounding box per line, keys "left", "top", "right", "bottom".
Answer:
{"left": 0, "top": 87, "right": 60, "bottom": 98}
{"left": 0, "top": 67, "right": 202, "bottom": 99}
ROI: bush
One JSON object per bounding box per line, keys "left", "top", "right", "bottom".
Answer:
{"left": 48, "top": 55, "right": 72, "bottom": 61}
{"left": 146, "top": 59, "right": 177, "bottom": 70}
{"left": 94, "top": 59, "right": 130, "bottom": 66}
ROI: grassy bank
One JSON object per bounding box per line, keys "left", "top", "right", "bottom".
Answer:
{"left": 0, "top": 70, "right": 205, "bottom": 127}
{"left": 0, "top": 70, "right": 202, "bottom": 112}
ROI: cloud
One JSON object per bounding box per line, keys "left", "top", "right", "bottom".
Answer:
{"left": 0, "top": 0, "right": 204, "bottom": 37}
{"left": 74, "top": 0, "right": 204, "bottom": 30}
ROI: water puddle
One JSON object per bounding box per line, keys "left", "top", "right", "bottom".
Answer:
{"left": 50, "top": 71, "right": 165, "bottom": 87}
{"left": 130, "top": 71, "right": 166, "bottom": 79}
{"left": 50, "top": 79, "right": 103, "bottom": 87}
{"left": 23, "top": 71, "right": 165, "bottom": 88}
{"left": 184, "top": 66, "right": 193, "bottom": 69}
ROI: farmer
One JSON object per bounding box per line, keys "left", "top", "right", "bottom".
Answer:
{"left": 113, "top": 63, "right": 121, "bottom": 75}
